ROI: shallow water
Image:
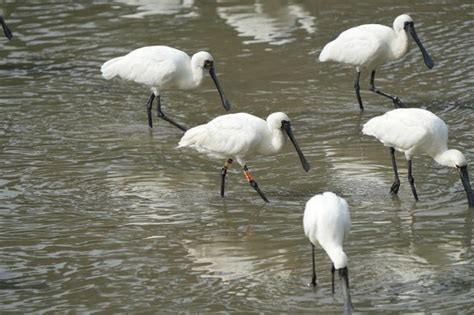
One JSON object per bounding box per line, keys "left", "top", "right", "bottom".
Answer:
{"left": 1, "top": 0, "right": 473, "bottom": 313}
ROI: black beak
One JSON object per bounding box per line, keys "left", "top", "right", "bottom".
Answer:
{"left": 281, "top": 121, "right": 310, "bottom": 172}
{"left": 339, "top": 267, "right": 354, "bottom": 313}
{"left": 0, "top": 16, "right": 13, "bottom": 40}
{"left": 459, "top": 166, "right": 474, "bottom": 207}
{"left": 208, "top": 62, "right": 231, "bottom": 111}
{"left": 405, "top": 22, "right": 434, "bottom": 69}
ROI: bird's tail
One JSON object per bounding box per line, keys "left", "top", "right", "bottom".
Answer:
{"left": 100, "top": 56, "right": 124, "bottom": 80}
{"left": 318, "top": 44, "right": 331, "bottom": 62}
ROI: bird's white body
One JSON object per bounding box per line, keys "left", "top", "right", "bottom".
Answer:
{"left": 319, "top": 14, "right": 412, "bottom": 69}
{"left": 101, "top": 45, "right": 211, "bottom": 94}
{"left": 178, "top": 112, "right": 289, "bottom": 166}
{"left": 362, "top": 108, "right": 467, "bottom": 168}
{"left": 303, "top": 192, "right": 351, "bottom": 269}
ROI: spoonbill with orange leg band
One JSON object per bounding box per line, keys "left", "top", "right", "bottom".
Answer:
{"left": 319, "top": 14, "right": 434, "bottom": 110}
{"left": 363, "top": 108, "right": 473, "bottom": 207}
{"left": 178, "top": 112, "right": 310, "bottom": 202}
{"left": 101, "top": 46, "right": 231, "bottom": 130}
{"left": 303, "top": 192, "right": 353, "bottom": 312}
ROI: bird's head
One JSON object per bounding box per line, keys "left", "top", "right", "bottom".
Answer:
{"left": 192, "top": 51, "right": 231, "bottom": 111}
{"left": 394, "top": 13, "right": 434, "bottom": 69}
{"left": 393, "top": 14, "right": 414, "bottom": 32}
{"left": 267, "top": 112, "right": 291, "bottom": 130}
{"left": 193, "top": 51, "right": 214, "bottom": 69}
{"left": 444, "top": 149, "right": 467, "bottom": 169}
{"left": 439, "top": 149, "right": 473, "bottom": 207}
{"left": 266, "top": 112, "right": 310, "bottom": 172}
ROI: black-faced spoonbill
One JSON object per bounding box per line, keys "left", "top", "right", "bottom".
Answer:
{"left": 178, "top": 112, "right": 310, "bottom": 202}
{"left": 101, "top": 46, "right": 231, "bottom": 130}
{"left": 0, "top": 16, "right": 13, "bottom": 40}
{"left": 303, "top": 192, "right": 353, "bottom": 312}
{"left": 319, "top": 14, "right": 434, "bottom": 110}
{"left": 363, "top": 108, "right": 473, "bottom": 207}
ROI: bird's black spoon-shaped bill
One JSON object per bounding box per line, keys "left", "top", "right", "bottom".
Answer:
{"left": 406, "top": 22, "right": 434, "bottom": 69}
{"left": 208, "top": 64, "right": 231, "bottom": 111}
{"left": 282, "top": 121, "right": 311, "bottom": 172}
{"left": 339, "top": 267, "right": 354, "bottom": 313}
{"left": 459, "top": 166, "right": 474, "bottom": 207}
{"left": 0, "top": 16, "right": 13, "bottom": 40}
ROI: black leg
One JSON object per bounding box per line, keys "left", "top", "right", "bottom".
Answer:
{"left": 369, "top": 70, "right": 405, "bottom": 108}
{"left": 331, "top": 263, "right": 335, "bottom": 293}
{"left": 390, "top": 147, "right": 401, "bottom": 195}
{"left": 145, "top": 93, "right": 155, "bottom": 128}
{"left": 309, "top": 243, "right": 317, "bottom": 287}
{"left": 156, "top": 95, "right": 188, "bottom": 132}
{"left": 243, "top": 165, "right": 269, "bottom": 202}
{"left": 408, "top": 159, "right": 419, "bottom": 201}
{"left": 220, "top": 159, "right": 233, "bottom": 198}
{"left": 354, "top": 69, "right": 364, "bottom": 111}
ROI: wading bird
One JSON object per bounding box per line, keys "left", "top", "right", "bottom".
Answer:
{"left": 303, "top": 192, "right": 353, "bottom": 312}
{"left": 178, "top": 112, "right": 310, "bottom": 202}
{"left": 363, "top": 108, "right": 473, "bottom": 207}
{"left": 101, "top": 46, "right": 231, "bottom": 130}
{"left": 0, "top": 16, "right": 12, "bottom": 40}
{"left": 319, "top": 14, "right": 434, "bottom": 110}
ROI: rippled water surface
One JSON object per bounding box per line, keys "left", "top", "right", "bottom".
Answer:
{"left": 1, "top": 0, "right": 473, "bottom": 313}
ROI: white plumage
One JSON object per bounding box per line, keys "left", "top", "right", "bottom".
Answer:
{"left": 363, "top": 108, "right": 473, "bottom": 206}
{"left": 101, "top": 46, "right": 230, "bottom": 129}
{"left": 179, "top": 113, "right": 287, "bottom": 166}
{"left": 304, "top": 192, "right": 351, "bottom": 269}
{"left": 303, "top": 192, "right": 353, "bottom": 311}
{"left": 102, "top": 46, "right": 200, "bottom": 89}
{"left": 178, "top": 112, "right": 310, "bottom": 202}
{"left": 319, "top": 14, "right": 434, "bottom": 110}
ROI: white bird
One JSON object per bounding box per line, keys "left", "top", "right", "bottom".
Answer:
{"left": 101, "top": 46, "right": 231, "bottom": 130}
{"left": 319, "top": 14, "right": 434, "bottom": 110}
{"left": 0, "top": 16, "right": 12, "bottom": 40}
{"left": 363, "top": 108, "right": 473, "bottom": 207}
{"left": 178, "top": 112, "right": 310, "bottom": 202}
{"left": 303, "top": 192, "right": 353, "bottom": 312}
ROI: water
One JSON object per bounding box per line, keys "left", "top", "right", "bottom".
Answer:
{"left": 1, "top": 0, "right": 473, "bottom": 312}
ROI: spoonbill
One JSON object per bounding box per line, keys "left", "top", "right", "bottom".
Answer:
{"left": 319, "top": 14, "right": 434, "bottom": 110}
{"left": 303, "top": 192, "right": 353, "bottom": 312}
{"left": 101, "top": 46, "right": 231, "bottom": 130}
{"left": 178, "top": 112, "right": 310, "bottom": 202}
{"left": 363, "top": 108, "right": 473, "bottom": 207}
{"left": 0, "top": 16, "right": 12, "bottom": 40}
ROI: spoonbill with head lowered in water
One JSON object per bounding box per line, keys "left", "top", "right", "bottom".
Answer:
{"left": 303, "top": 192, "right": 353, "bottom": 312}
{"left": 363, "top": 108, "right": 473, "bottom": 207}
{"left": 101, "top": 46, "right": 231, "bottom": 130}
{"left": 178, "top": 112, "right": 310, "bottom": 202}
{"left": 0, "top": 16, "right": 12, "bottom": 40}
{"left": 319, "top": 14, "right": 434, "bottom": 110}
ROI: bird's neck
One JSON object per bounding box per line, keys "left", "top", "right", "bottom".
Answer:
{"left": 190, "top": 58, "right": 205, "bottom": 88}
{"left": 390, "top": 29, "right": 409, "bottom": 60}
{"left": 270, "top": 129, "right": 287, "bottom": 153}
{"left": 191, "top": 67, "right": 204, "bottom": 87}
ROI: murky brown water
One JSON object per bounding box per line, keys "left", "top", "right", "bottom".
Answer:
{"left": 1, "top": 0, "right": 473, "bottom": 313}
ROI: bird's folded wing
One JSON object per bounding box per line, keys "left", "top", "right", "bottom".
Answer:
{"left": 101, "top": 51, "right": 177, "bottom": 87}
{"left": 362, "top": 113, "right": 428, "bottom": 151}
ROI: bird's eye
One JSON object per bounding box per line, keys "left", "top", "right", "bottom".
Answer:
{"left": 204, "top": 60, "right": 212, "bottom": 68}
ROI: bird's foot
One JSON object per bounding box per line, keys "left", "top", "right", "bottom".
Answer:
{"left": 307, "top": 281, "right": 317, "bottom": 287}
{"left": 392, "top": 97, "right": 405, "bottom": 108}
{"left": 390, "top": 181, "right": 400, "bottom": 195}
